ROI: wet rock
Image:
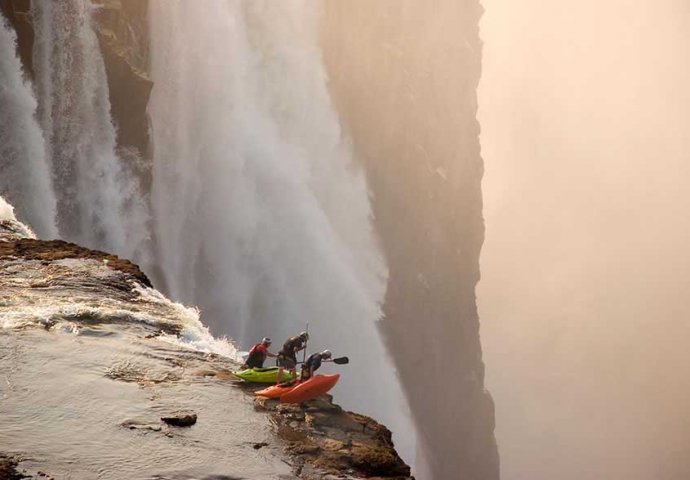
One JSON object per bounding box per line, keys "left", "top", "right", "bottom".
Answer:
{"left": 287, "top": 442, "right": 320, "bottom": 455}
{"left": 214, "top": 369, "right": 240, "bottom": 381}
{"left": 350, "top": 442, "right": 407, "bottom": 476}
{"left": 304, "top": 395, "right": 342, "bottom": 413}
{"left": 321, "top": 439, "right": 345, "bottom": 452}
{"left": 254, "top": 396, "right": 273, "bottom": 411}
{"left": 0, "top": 453, "right": 27, "bottom": 480}
{"left": 276, "top": 424, "right": 309, "bottom": 443}
{"left": 0, "top": 238, "right": 152, "bottom": 287}
{"left": 305, "top": 411, "right": 360, "bottom": 431}
{"left": 161, "top": 412, "right": 197, "bottom": 427}
{"left": 255, "top": 394, "right": 411, "bottom": 478}
{"left": 121, "top": 419, "right": 162, "bottom": 432}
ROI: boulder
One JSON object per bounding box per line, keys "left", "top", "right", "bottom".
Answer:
{"left": 161, "top": 412, "right": 197, "bottom": 427}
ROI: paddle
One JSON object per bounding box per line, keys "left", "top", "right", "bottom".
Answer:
{"left": 298, "top": 356, "right": 349, "bottom": 365}
{"left": 301, "top": 323, "right": 309, "bottom": 364}
{"left": 328, "top": 356, "right": 349, "bottom": 365}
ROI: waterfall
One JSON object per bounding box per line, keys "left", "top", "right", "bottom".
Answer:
{"left": 149, "top": 0, "right": 415, "bottom": 461}
{"left": 0, "top": 13, "right": 57, "bottom": 238}
{"left": 30, "top": 0, "right": 148, "bottom": 259}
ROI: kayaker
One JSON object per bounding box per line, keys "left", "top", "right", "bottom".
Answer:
{"left": 300, "top": 350, "right": 332, "bottom": 381}
{"left": 276, "top": 331, "right": 309, "bottom": 384}
{"left": 243, "top": 337, "right": 277, "bottom": 369}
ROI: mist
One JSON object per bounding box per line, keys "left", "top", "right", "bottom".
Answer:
{"left": 479, "top": 1, "right": 690, "bottom": 479}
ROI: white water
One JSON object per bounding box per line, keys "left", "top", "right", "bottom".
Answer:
{"left": 1, "top": 0, "right": 416, "bottom": 465}
{"left": 149, "top": 0, "right": 415, "bottom": 463}
{"left": 30, "top": 0, "right": 148, "bottom": 258}
{"left": 0, "top": 14, "right": 57, "bottom": 238}
{"left": 0, "top": 196, "right": 15, "bottom": 221}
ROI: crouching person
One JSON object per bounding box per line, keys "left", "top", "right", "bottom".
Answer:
{"left": 300, "top": 350, "right": 332, "bottom": 381}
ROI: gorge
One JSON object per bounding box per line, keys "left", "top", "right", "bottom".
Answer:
{"left": 0, "top": 1, "right": 497, "bottom": 479}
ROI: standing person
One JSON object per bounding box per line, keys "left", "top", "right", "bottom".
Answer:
{"left": 276, "top": 331, "right": 309, "bottom": 383}
{"left": 243, "top": 337, "right": 277, "bottom": 369}
{"left": 300, "top": 350, "right": 332, "bottom": 381}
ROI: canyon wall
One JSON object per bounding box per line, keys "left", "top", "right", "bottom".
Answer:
{"left": 321, "top": 2, "right": 499, "bottom": 479}
{"left": 479, "top": 1, "right": 690, "bottom": 479}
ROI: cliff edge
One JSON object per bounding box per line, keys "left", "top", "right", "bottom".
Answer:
{"left": 0, "top": 218, "right": 411, "bottom": 479}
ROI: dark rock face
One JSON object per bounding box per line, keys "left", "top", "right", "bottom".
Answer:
{"left": 161, "top": 412, "right": 198, "bottom": 427}
{"left": 0, "top": 0, "right": 33, "bottom": 76}
{"left": 0, "top": 454, "right": 27, "bottom": 480}
{"left": 254, "top": 394, "right": 412, "bottom": 479}
{"left": 321, "top": 2, "right": 499, "bottom": 479}
{"left": 0, "top": 237, "right": 152, "bottom": 287}
{"left": 93, "top": 0, "right": 153, "bottom": 164}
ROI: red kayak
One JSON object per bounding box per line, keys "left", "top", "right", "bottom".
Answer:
{"left": 280, "top": 374, "right": 340, "bottom": 404}
{"left": 254, "top": 381, "right": 298, "bottom": 398}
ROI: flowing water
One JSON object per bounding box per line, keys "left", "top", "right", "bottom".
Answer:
{"left": 0, "top": 0, "right": 416, "bottom": 467}
{"left": 31, "top": 0, "right": 149, "bottom": 260}
{"left": 0, "top": 14, "right": 57, "bottom": 238}
{"left": 149, "top": 1, "right": 415, "bottom": 462}
{"left": 0, "top": 206, "right": 297, "bottom": 479}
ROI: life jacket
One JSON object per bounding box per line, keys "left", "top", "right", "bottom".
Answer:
{"left": 300, "top": 353, "right": 323, "bottom": 381}
{"left": 304, "top": 352, "right": 323, "bottom": 370}
{"left": 246, "top": 343, "right": 267, "bottom": 368}
{"left": 279, "top": 336, "right": 305, "bottom": 360}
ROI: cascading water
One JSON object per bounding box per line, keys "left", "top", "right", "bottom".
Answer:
{"left": 0, "top": 14, "right": 57, "bottom": 238}
{"left": 30, "top": 0, "right": 148, "bottom": 259}
{"left": 149, "top": 0, "right": 416, "bottom": 463}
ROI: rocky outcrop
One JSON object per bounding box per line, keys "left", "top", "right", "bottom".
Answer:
{"left": 0, "top": 454, "right": 27, "bottom": 480}
{"left": 0, "top": 236, "right": 152, "bottom": 287}
{"left": 321, "top": 2, "right": 499, "bottom": 478}
{"left": 253, "top": 393, "right": 412, "bottom": 479}
{"left": 161, "top": 412, "right": 198, "bottom": 427}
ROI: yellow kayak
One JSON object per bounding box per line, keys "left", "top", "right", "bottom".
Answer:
{"left": 232, "top": 367, "right": 293, "bottom": 383}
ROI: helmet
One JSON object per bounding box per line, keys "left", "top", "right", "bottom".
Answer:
{"left": 262, "top": 337, "right": 272, "bottom": 344}
{"left": 299, "top": 331, "right": 310, "bottom": 340}
{"left": 321, "top": 349, "right": 332, "bottom": 359}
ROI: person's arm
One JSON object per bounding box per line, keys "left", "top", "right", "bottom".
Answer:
{"left": 260, "top": 345, "right": 277, "bottom": 358}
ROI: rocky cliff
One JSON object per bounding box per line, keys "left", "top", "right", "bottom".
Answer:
{"left": 0, "top": 212, "right": 411, "bottom": 479}
{"left": 321, "top": 2, "right": 499, "bottom": 479}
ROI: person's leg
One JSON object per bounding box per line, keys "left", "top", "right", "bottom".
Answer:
{"left": 276, "top": 355, "right": 285, "bottom": 384}
{"left": 286, "top": 357, "right": 297, "bottom": 382}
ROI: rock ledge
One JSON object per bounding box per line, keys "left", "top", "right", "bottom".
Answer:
{"left": 254, "top": 394, "right": 413, "bottom": 480}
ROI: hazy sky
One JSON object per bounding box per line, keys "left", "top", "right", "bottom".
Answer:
{"left": 479, "top": 1, "right": 690, "bottom": 479}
